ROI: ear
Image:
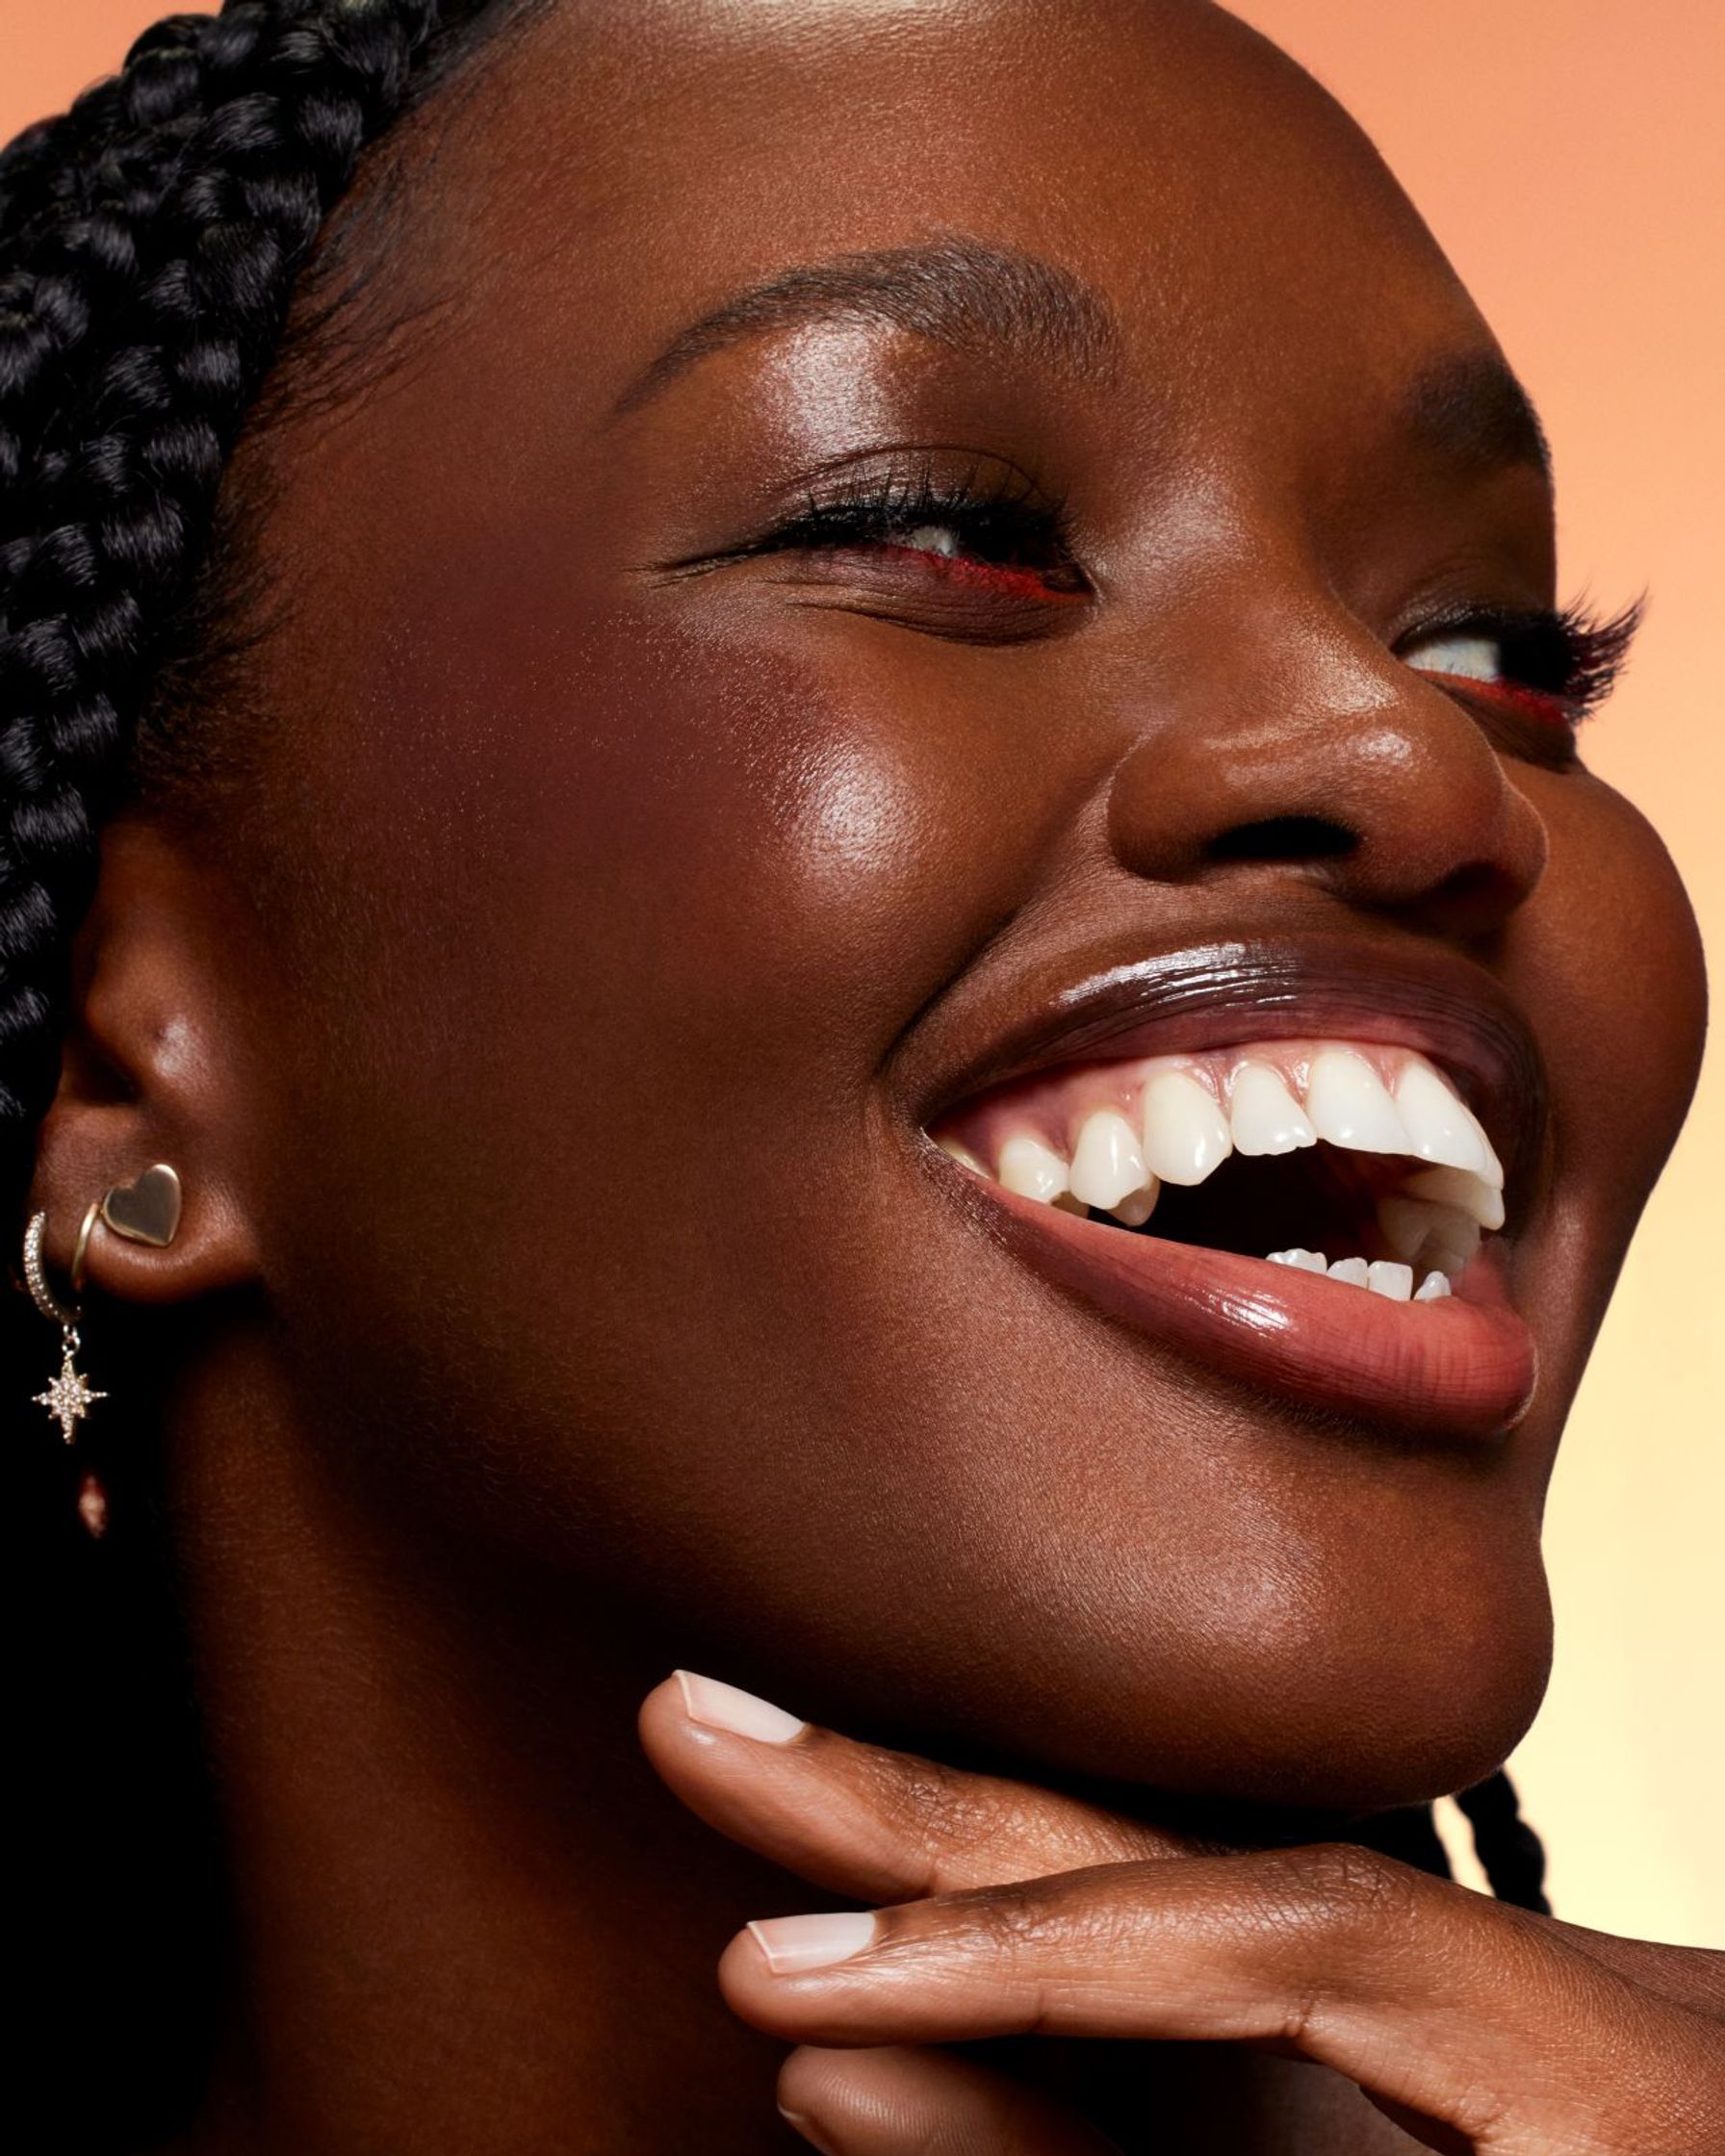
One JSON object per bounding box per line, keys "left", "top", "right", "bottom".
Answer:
{"left": 26, "top": 818, "right": 263, "bottom": 1310}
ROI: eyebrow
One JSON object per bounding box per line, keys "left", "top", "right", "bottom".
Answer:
{"left": 611, "top": 235, "right": 1124, "bottom": 418}
{"left": 612, "top": 236, "right": 1553, "bottom": 492}
{"left": 1401, "top": 349, "right": 1552, "bottom": 481}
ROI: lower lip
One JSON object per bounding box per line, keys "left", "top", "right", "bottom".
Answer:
{"left": 975, "top": 1184, "right": 1536, "bottom": 1439}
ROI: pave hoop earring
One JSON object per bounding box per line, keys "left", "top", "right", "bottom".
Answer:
{"left": 22, "top": 1210, "right": 106, "bottom": 1447}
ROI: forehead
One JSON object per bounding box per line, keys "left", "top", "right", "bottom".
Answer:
{"left": 362, "top": 0, "right": 1494, "bottom": 450}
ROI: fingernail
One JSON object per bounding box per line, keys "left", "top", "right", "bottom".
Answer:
{"left": 675, "top": 1669, "right": 806, "bottom": 1744}
{"left": 778, "top": 2106, "right": 840, "bottom": 2155}
{"left": 748, "top": 1911, "right": 878, "bottom": 1973}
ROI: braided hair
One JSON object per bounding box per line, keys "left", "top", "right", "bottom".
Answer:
{"left": 0, "top": 0, "right": 546, "bottom": 1200}
{"left": 2, "top": 0, "right": 1548, "bottom": 2138}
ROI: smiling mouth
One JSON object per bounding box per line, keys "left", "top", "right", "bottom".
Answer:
{"left": 926, "top": 1032, "right": 1535, "bottom": 1437}
{"left": 932, "top": 1039, "right": 1505, "bottom": 1299}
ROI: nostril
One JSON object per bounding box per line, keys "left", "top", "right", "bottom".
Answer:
{"left": 1206, "top": 814, "right": 1358, "bottom": 865}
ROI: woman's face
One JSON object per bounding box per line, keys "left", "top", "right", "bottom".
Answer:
{"left": 194, "top": 0, "right": 1702, "bottom": 1810}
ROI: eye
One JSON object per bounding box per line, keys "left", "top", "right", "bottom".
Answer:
{"left": 713, "top": 451, "right": 1090, "bottom": 608}
{"left": 782, "top": 493, "right": 1084, "bottom": 597}
{"left": 1399, "top": 600, "right": 1642, "bottom": 737}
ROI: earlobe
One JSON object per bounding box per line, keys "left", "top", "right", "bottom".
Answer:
{"left": 28, "top": 1161, "right": 255, "bottom": 1310}
{"left": 24, "top": 818, "right": 264, "bottom": 1310}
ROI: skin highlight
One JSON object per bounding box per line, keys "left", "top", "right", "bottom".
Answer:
{"left": 20, "top": 1, "right": 1711, "bottom": 2149}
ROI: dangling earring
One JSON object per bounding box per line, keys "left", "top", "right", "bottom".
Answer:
{"left": 20, "top": 1165, "right": 182, "bottom": 1536}
{"left": 23, "top": 1210, "right": 105, "bottom": 1447}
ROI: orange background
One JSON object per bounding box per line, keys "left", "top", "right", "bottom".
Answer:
{"left": 7, "top": 1, "right": 1719, "bottom": 1946}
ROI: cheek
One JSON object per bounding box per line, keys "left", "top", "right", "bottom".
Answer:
{"left": 1526, "top": 771, "right": 1704, "bottom": 1190}
{"left": 1506, "top": 770, "right": 1706, "bottom": 1409}
{"left": 260, "top": 573, "right": 1030, "bottom": 1162}
{"left": 345, "top": 602, "right": 1041, "bottom": 1109}
{"left": 248, "top": 592, "right": 1057, "bottom": 1466}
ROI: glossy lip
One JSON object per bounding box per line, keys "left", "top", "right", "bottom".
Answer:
{"left": 956, "top": 1176, "right": 1537, "bottom": 1438}
{"left": 905, "top": 934, "right": 1549, "bottom": 1437}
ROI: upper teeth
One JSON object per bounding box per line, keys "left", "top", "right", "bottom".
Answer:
{"left": 934, "top": 1037, "right": 1505, "bottom": 1293}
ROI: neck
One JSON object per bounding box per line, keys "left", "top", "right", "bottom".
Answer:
{"left": 154, "top": 1362, "right": 1414, "bottom": 2156}
{"left": 160, "top": 1364, "right": 797, "bottom": 2155}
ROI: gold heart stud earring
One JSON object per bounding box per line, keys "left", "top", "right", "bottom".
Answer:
{"left": 94, "top": 1162, "right": 183, "bottom": 1261}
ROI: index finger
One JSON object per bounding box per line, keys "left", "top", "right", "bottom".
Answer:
{"left": 723, "top": 1847, "right": 1725, "bottom": 2152}
{"left": 638, "top": 1671, "right": 1206, "bottom": 1905}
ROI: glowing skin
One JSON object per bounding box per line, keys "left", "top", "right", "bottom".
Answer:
{"left": 29, "top": 0, "right": 1707, "bottom": 2149}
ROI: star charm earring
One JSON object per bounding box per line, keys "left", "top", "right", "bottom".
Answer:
{"left": 34, "top": 1339, "right": 106, "bottom": 1444}
{"left": 22, "top": 1211, "right": 105, "bottom": 1444}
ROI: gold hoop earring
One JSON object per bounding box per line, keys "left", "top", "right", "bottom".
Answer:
{"left": 70, "top": 1198, "right": 102, "bottom": 1294}
{"left": 22, "top": 1211, "right": 106, "bottom": 1447}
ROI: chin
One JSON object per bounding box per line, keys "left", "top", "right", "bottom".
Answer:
{"left": 891, "top": 1499, "right": 1559, "bottom": 1824}
{"left": 1096, "top": 1564, "right": 1555, "bottom": 1819}
{"left": 1224, "top": 1649, "right": 1550, "bottom": 1820}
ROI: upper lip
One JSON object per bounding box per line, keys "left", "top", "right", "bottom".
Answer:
{"left": 903, "top": 930, "right": 1549, "bottom": 1197}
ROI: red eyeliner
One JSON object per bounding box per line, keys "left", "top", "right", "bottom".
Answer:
{"left": 1489, "top": 680, "right": 1577, "bottom": 729}
{"left": 874, "top": 539, "right": 1084, "bottom": 604}
{"left": 1430, "top": 671, "right": 1576, "bottom": 731}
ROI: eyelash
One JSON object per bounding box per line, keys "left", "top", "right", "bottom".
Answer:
{"left": 753, "top": 456, "right": 1088, "bottom": 598}
{"left": 749, "top": 461, "right": 1639, "bottom": 724}
{"left": 1402, "top": 598, "right": 1642, "bottom": 728}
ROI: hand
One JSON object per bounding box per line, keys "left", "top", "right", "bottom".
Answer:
{"left": 639, "top": 1673, "right": 1725, "bottom": 2154}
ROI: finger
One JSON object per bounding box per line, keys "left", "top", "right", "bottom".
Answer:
{"left": 642, "top": 1672, "right": 1725, "bottom": 2018}
{"left": 723, "top": 1845, "right": 1725, "bottom": 2152}
{"left": 638, "top": 1671, "right": 1201, "bottom": 1906}
{"left": 1547, "top": 1918, "right": 1725, "bottom": 2015}
{"left": 778, "top": 2044, "right": 1124, "bottom": 2155}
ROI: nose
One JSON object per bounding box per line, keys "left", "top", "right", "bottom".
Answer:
{"left": 1103, "top": 605, "right": 1548, "bottom": 937}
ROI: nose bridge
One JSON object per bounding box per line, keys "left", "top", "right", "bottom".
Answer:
{"left": 1101, "top": 557, "right": 1548, "bottom": 919}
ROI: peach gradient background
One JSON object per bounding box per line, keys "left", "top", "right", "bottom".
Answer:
{"left": 6, "top": 2, "right": 1719, "bottom": 1946}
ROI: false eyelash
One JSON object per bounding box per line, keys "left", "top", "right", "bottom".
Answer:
{"left": 752, "top": 453, "right": 1086, "bottom": 585}
{"left": 1549, "top": 595, "right": 1644, "bottom": 717}
{"left": 1424, "top": 595, "right": 1645, "bottom": 722}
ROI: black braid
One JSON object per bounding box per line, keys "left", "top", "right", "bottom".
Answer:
{"left": 1348, "top": 1769, "right": 1551, "bottom": 1914}
{"left": 1458, "top": 1767, "right": 1553, "bottom": 1913}
{"left": 0, "top": 0, "right": 522, "bottom": 1209}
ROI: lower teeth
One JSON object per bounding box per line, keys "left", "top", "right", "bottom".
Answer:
{"left": 1267, "top": 1248, "right": 1451, "bottom": 1301}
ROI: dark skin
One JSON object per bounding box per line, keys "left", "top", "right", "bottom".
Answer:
{"left": 28, "top": 1, "right": 1717, "bottom": 2149}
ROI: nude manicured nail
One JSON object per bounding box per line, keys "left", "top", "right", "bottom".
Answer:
{"left": 748, "top": 1911, "right": 878, "bottom": 1973}
{"left": 674, "top": 1670, "right": 806, "bottom": 1743}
